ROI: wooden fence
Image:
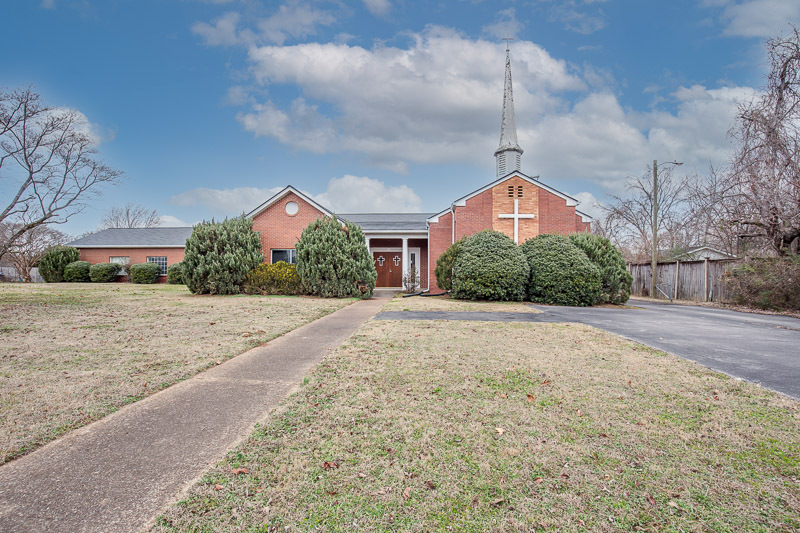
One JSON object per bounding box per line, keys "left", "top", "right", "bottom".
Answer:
{"left": 628, "top": 259, "right": 740, "bottom": 302}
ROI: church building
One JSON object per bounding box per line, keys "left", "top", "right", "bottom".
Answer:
{"left": 70, "top": 48, "right": 591, "bottom": 291}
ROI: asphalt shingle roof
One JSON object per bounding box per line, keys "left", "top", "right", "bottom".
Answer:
{"left": 339, "top": 213, "right": 434, "bottom": 231}
{"left": 67, "top": 227, "right": 194, "bottom": 248}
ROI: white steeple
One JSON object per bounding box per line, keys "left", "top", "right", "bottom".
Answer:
{"left": 494, "top": 44, "right": 523, "bottom": 177}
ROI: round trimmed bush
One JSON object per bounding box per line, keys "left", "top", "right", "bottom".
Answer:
{"left": 244, "top": 261, "right": 303, "bottom": 295}
{"left": 130, "top": 262, "right": 162, "bottom": 284}
{"left": 63, "top": 261, "right": 92, "bottom": 282}
{"left": 451, "top": 230, "right": 529, "bottom": 301}
{"left": 569, "top": 233, "right": 632, "bottom": 304}
{"left": 434, "top": 237, "right": 465, "bottom": 291}
{"left": 183, "top": 217, "right": 263, "bottom": 295}
{"left": 38, "top": 246, "right": 80, "bottom": 282}
{"left": 521, "top": 234, "right": 601, "bottom": 306}
{"left": 167, "top": 262, "right": 184, "bottom": 285}
{"left": 296, "top": 217, "right": 376, "bottom": 299}
{"left": 89, "top": 262, "right": 121, "bottom": 283}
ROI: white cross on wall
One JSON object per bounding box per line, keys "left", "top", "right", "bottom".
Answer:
{"left": 498, "top": 198, "right": 535, "bottom": 244}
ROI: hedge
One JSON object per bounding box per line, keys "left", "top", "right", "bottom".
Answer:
{"left": 63, "top": 261, "right": 92, "bottom": 282}
{"left": 724, "top": 256, "right": 800, "bottom": 311}
{"left": 569, "top": 233, "right": 632, "bottom": 304}
{"left": 434, "top": 237, "right": 465, "bottom": 291}
{"left": 38, "top": 246, "right": 80, "bottom": 283}
{"left": 167, "top": 262, "right": 184, "bottom": 285}
{"left": 451, "top": 230, "right": 529, "bottom": 301}
{"left": 89, "top": 262, "right": 121, "bottom": 283}
{"left": 521, "top": 234, "right": 601, "bottom": 306}
{"left": 243, "top": 261, "right": 303, "bottom": 295}
{"left": 296, "top": 217, "right": 376, "bottom": 299}
{"left": 130, "top": 262, "right": 162, "bottom": 284}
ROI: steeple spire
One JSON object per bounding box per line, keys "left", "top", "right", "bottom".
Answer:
{"left": 494, "top": 43, "right": 523, "bottom": 177}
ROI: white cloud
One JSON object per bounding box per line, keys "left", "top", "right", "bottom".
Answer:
{"left": 158, "top": 215, "right": 192, "bottom": 227}
{"left": 363, "top": 0, "right": 391, "bottom": 17}
{"left": 316, "top": 175, "right": 422, "bottom": 213}
{"left": 257, "top": 0, "right": 336, "bottom": 45}
{"left": 482, "top": 8, "right": 523, "bottom": 40}
{"left": 573, "top": 192, "right": 604, "bottom": 219}
{"left": 170, "top": 176, "right": 422, "bottom": 215}
{"left": 192, "top": 12, "right": 242, "bottom": 47}
{"left": 709, "top": 0, "right": 800, "bottom": 38}
{"left": 545, "top": 0, "right": 608, "bottom": 35}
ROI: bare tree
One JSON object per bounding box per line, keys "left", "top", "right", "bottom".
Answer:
{"left": 0, "top": 223, "right": 68, "bottom": 282}
{"left": 0, "top": 86, "right": 122, "bottom": 259}
{"left": 600, "top": 165, "right": 693, "bottom": 262}
{"left": 100, "top": 203, "right": 161, "bottom": 229}
{"left": 720, "top": 26, "right": 800, "bottom": 256}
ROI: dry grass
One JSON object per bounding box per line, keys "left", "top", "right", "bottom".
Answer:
{"left": 0, "top": 283, "right": 351, "bottom": 464}
{"left": 155, "top": 317, "right": 800, "bottom": 532}
{"left": 383, "top": 294, "right": 540, "bottom": 313}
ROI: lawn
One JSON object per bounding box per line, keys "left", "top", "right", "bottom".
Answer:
{"left": 0, "top": 283, "right": 351, "bottom": 464}
{"left": 382, "top": 294, "right": 540, "bottom": 313}
{"left": 155, "top": 315, "right": 800, "bottom": 532}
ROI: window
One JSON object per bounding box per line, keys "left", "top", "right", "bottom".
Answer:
{"left": 271, "top": 249, "right": 297, "bottom": 264}
{"left": 146, "top": 256, "right": 168, "bottom": 276}
{"left": 109, "top": 256, "right": 130, "bottom": 265}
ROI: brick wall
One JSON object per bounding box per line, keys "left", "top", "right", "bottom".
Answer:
{"left": 78, "top": 247, "right": 185, "bottom": 282}
{"left": 491, "top": 176, "right": 540, "bottom": 242}
{"left": 251, "top": 191, "right": 327, "bottom": 262}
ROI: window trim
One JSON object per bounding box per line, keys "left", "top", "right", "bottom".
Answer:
{"left": 270, "top": 249, "right": 297, "bottom": 264}
{"left": 109, "top": 256, "right": 130, "bottom": 265}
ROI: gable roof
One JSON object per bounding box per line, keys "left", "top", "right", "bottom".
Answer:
{"left": 246, "top": 185, "right": 334, "bottom": 219}
{"left": 339, "top": 213, "right": 435, "bottom": 232}
{"left": 427, "top": 171, "right": 586, "bottom": 223}
{"left": 67, "top": 227, "right": 193, "bottom": 248}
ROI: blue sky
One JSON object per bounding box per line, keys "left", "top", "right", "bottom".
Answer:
{"left": 4, "top": 0, "right": 799, "bottom": 235}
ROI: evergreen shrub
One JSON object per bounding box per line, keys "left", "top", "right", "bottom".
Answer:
{"left": 521, "top": 234, "right": 601, "bottom": 306}
{"left": 167, "top": 262, "right": 184, "bottom": 285}
{"left": 296, "top": 217, "right": 376, "bottom": 299}
{"left": 183, "top": 217, "right": 263, "bottom": 295}
{"left": 63, "top": 261, "right": 92, "bottom": 282}
{"left": 434, "top": 237, "right": 465, "bottom": 291}
{"left": 130, "top": 262, "right": 162, "bottom": 284}
{"left": 38, "top": 246, "right": 80, "bottom": 282}
{"left": 89, "top": 262, "right": 120, "bottom": 283}
{"left": 451, "top": 230, "right": 529, "bottom": 301}
{"left": 243, "top": 261, "right": 303, "bottom": 295}
{"left": 569, "top": 233, "right": 632, "bottom": 304}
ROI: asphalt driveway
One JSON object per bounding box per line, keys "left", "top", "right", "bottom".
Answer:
{"left": 531, "top": 299, "right": 800, "bottom": 400}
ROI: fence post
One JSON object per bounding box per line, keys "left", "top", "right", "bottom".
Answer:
{"left": 674, "top": 260, "right": 679, "bottom": 300}
{"left": 704, "top": 257, "right": 709, "bottom": 302}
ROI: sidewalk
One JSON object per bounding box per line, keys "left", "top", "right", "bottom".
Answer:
{"left": 0, "top": 296, "right": 385, "bottom": 533}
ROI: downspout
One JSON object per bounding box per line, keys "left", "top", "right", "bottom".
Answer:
{"left": 451, "top": 203, "right": 456, "bottom": 244}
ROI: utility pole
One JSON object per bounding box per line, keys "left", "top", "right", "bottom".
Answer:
{"left": 650, "top": 159, "right": 682, "bottom": 299}
{"left": 651, "top": 160, "right": 658, "bottom": 299}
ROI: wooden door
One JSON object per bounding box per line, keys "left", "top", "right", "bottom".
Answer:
{"left": 374, "top": 251, "right": 403, "bottom": 287}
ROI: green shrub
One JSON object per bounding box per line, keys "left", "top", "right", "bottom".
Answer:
{"left": 569, "top": 233, "right": 632, "bottom": 304}
{"left": 243, "top": 261, "right": 303, "bottom": 295}
{"left": 296, "top": 217, "right": 376, "bottom": 299}
{"left": 63, "top": 261, "right": 91, "bottom": 282}
{"left": 130, "top": 262, "right": 162, "bottom": 284}
{"left": 89, "top": 262, "right": 120, "bottom": 283}
{"left": 451, "top": 230, "right": 529, "bottom": 301}
{"left": 183, "top": 217, "right": 263, "bottom": 295}
{"left": 434, "top": 237, "right": 465, "bottom": 291}
{"left": 38, "top": 246, "right": 80, "bottom": 282}
{"left": 724, "top": 256, "right": 800, "bottom": 311}
{"left": 521, "top": 234, "right": 601, "bottom": 306}
{"left": 167, "top": 262, "right": 184, "bottom": 285}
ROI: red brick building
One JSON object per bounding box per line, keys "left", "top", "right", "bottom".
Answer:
{"left": 69, "top": 48, "right": 591, "bottom": 288}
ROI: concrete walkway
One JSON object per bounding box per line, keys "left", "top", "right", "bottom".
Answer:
{"left": 0, "top": 296, "right": 386, "bottom": 533}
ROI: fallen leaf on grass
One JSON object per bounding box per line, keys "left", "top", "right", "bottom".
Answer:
{"left": 327, "top": 490, "right": 338, "bottom": 496}
{"left": 403, "top": 487, "right": 411, "bottom": 500}
{"left": 527, "top": 394, "right": 535, "bottom": 403}
{"left": 533, "top": 477, "right": 543, "bottom": 484}
{"left": 214, "top": 484, "right": 224, "bottom": 491}
{"left": 668, "top": 501, "right": 679, "bottom": 509}
{"left": 232, "top": 468, "right": 249, "bottom": 475}
{"left": 646, "top": 493, "right": 656, "bottom": 506}
{"left": 424, "top": 480, "right": 436, "bottom": 490}
{"left": 495, "top": 427, "right": 505, "bottom": 436}
{"left": 322, "top": 461, "right": 340, "bottom": 470}
{"left": 560, "top": 473, "right": 570, "bottom": 479}
{"left": 491, "top": 498, "right": 506, "bottom": 507}
{"left": 357, "top": 472, "right": 367, "bottom": 478}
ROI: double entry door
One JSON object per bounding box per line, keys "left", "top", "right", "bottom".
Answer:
{"left": 373, "top": 251, "right": 403, "bottom": 287}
